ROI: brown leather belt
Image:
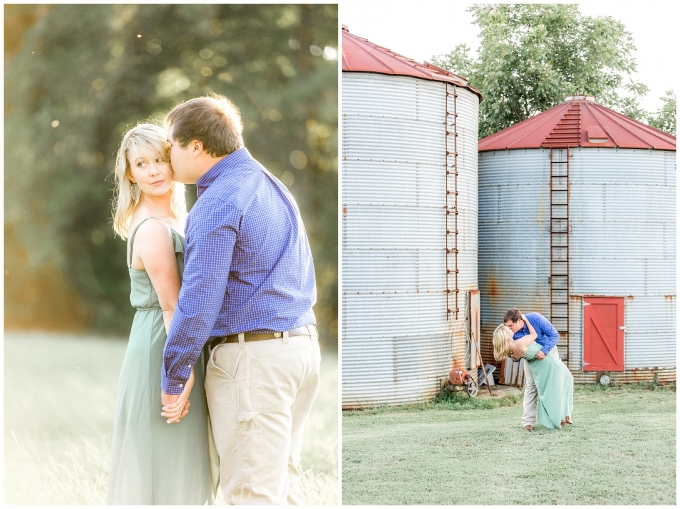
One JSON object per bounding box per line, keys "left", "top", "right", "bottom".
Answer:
{"left": 207, "top": 325, "right": 314, "bottom": 349}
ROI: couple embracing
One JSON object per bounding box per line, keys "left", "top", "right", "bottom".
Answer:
{"left": 493, "top": 308, "right": 574, "bottom": 431}
{"left": 106, "top": 94, "right": 320, "bottom": 504}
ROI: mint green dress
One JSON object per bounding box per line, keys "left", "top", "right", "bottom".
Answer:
{"left": 107, "top": 218, "right": 216, "bottom": 504}
{"left": 525, "top": 341, "right": 574, "bottom": 429}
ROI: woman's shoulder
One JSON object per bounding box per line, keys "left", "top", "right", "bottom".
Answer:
{"left": 129, "top": 217, "right": 175, "bottom": 252}
{"left": 131, "top": 216, "right": 173, "bottom": 237}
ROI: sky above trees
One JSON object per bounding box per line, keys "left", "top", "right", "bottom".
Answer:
{"left": 342, "top": 0, "right": 678, "bottom": 114}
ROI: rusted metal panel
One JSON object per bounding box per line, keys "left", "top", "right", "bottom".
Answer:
{"left": 479, "top": 96, "right": 676, "bottom": 152}
{"left": 342, "top": 69, "right": 480, "bottom": 408}
{"left": 567, "top": 296, "right": 583, "bottom": 370}
{"left": 500, "top": 366, "right": 675, "bottom": 388}
{"left": 572, "top": 368, "right": 676, "bottom": 385}
{"left": 468, "top": 290, "right": 481, "bottom": 371}
{"left": 500, "top": 358, "right": 526, "bottom": 386}
{"left": 478, "top": 148, "right": 551, "bottom": 364}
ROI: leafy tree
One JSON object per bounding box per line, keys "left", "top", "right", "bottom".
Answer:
{"left": 432, "top": 4, "right": 650, "bottom": 138}
{"left": 5, "top": 5, "right": 338, "bottom": 347}
{"left": 646, "top": 90, "right": 676, "bottom": 136}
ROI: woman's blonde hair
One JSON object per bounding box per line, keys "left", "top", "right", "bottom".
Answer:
{"left": 111, "top": 123, "right": 187, "bottom": 239}
{"left": 492, "top": 324, "right": 514, "bottom": 361}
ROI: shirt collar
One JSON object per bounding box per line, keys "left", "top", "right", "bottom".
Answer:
{"left": 196, "top": 147, "right": 252, "bottom": 197}
{"left": 514, "top": 321, "right": 529, "bottom": 339}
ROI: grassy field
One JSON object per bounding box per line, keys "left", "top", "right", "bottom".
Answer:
{"left": 343, "top": 384, "right": 676, "bottom": 505}
{"left": 4, "top": 331, "right": 338, "bottom": 505}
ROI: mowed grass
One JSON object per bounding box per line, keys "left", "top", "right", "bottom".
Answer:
{"left": 4, "top": 331, "right": 338, "bottom": 505}
{"left": 343, "top": 385, "right": 676, "bottom": 505}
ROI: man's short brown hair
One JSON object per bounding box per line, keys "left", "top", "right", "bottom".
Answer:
{"left": 165, "top": 93, "right": 244, "bottom": 157}
{"left": 504, "top": 308, "right": 522, "bottom": 323}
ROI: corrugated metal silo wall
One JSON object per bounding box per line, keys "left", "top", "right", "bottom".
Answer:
{"left": 569, "top": 148, "right": 676, "bottom": 372}
{"left": 479, "top": 147, "right": 676, "bottom": 379}
{"left": 342, "top": 73, "right": 479, "bottom": 407}
{"left": 478, "top": 149, "right": 551, "bottom": 369}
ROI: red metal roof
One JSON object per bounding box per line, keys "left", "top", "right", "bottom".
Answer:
{"left": 342, "top": 25, "right": 482, "bottom": 101}
{"left": 478, "top": 96, "right": 676, "bottom": 151}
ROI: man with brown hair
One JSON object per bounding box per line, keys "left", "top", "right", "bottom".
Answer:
{"left": 504, "top": 308, "right": 560, "bottom": 431}
{"left": 159, "top": 94, "right": 320, "bottom": 504}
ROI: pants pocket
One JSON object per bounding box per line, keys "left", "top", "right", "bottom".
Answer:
{"left": 251, "top": 357, "right": 303, "bottom": 412}
{"left": 209, "top": 344, "right": 242, "bottom": 382}
{"left": 239, "top": 428, "right": 267, "bottom": 484}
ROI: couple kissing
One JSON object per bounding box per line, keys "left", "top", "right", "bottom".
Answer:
{"left": 107, "top": 94, "right": 320, "bottom": 505}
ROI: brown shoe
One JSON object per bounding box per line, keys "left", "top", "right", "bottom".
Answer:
{"left": 524, "top": 425, "right": 533, "bottom": 431}
{"left": 564, "top": 416, "right": 573, "bottom": 425}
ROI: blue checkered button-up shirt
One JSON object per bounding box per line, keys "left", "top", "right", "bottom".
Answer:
{"left": 513, "top": 312, "right": 559, "bottom": 356}
{"left": 161, "top": 147, "right": 317, "bottom": 394}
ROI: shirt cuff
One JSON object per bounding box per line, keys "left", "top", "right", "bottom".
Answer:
{"left": 161, "top": 365, "right": 191, "bottom": 395}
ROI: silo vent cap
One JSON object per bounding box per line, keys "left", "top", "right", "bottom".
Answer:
{"left": 565, "top": 95, "right": 595, "bottom": 102}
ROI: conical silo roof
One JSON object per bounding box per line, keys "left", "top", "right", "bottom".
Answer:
{"left": 341, "top": 25, "right": 482, "bottom": 101}
{"left": 478, "top": 95, "right": 676, "bottom": 151}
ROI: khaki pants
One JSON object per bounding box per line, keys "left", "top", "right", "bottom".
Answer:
{"left": 204, "top": 326, "right": 320, "bottom": 505}
{"left": 522, "top": 346, "right": 560, "bottom": 427}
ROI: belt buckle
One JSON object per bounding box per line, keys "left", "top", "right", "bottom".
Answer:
{"left": 273, "top": 332, "right": 282, "bottom": 338}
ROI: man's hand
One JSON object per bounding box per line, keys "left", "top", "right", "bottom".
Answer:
{"left": 511, "top": 349, "right": 525, "bottom": 361}
{"left": 535, "top": 351, "right": 546, "bottom": 361}
{"left": 161, "top": 368, "right": 195, "bottom": 423}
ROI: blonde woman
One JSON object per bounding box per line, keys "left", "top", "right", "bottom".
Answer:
{"left": 493, "top": 317, "right": 574, "bottom": 430}
{"left": 106, "top": 123, "right": 215, "bottom": 504}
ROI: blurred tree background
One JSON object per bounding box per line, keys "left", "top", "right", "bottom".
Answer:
{"left": 5, "top": 4, "right": 338, "bottom": 349}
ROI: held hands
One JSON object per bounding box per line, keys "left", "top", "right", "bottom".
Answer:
{"left": 161, "top": 368, "right": 195, "bottom": 424}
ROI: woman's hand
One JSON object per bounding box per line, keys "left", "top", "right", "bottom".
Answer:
{"left": 161, "top": 368, "right": 195, "bottom": 423}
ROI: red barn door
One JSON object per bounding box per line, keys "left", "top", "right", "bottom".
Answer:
{"left": 583, "top": 297, "right": 624, "bottom": 371}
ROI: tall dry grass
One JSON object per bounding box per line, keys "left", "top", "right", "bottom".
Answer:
{"left": 4, "top": 332, "right": 338, "bottom": 504}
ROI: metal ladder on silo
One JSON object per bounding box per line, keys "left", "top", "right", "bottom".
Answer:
{"left": 445, "top": 83, "right": 459, "bottom": 320}
{"left": 549, "top": 147, "right": 570, "bottom": 363}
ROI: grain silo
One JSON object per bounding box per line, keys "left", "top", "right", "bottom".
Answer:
{"left": 478, "top": 95, "right": 676, "bottom": 384}
{"left": 342, "top": 26, "right": 483, "bottom": 407}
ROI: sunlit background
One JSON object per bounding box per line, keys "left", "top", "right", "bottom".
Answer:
{"left": 5, "top": 4, "right": 338, "bottom": 349}
{"left": 4, "top": 4, "right": 338, "bottom": 504}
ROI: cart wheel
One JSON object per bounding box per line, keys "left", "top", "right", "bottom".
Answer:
{"left": 466, "top": 379, "right": 478, "bottom": 398}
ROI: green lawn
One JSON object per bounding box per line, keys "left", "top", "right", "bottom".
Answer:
{"left": 343, "top": 385, "right": 676, "bottom": 505}
{"left": 4, "top": 332, "right": 338, "bottom": 505}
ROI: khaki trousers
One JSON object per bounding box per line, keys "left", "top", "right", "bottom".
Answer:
{"left": 521, "top": 345, "right": 560, "bottom": 427}
{"left": 204, "top": 326, "right": 320, "bottom": 505}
